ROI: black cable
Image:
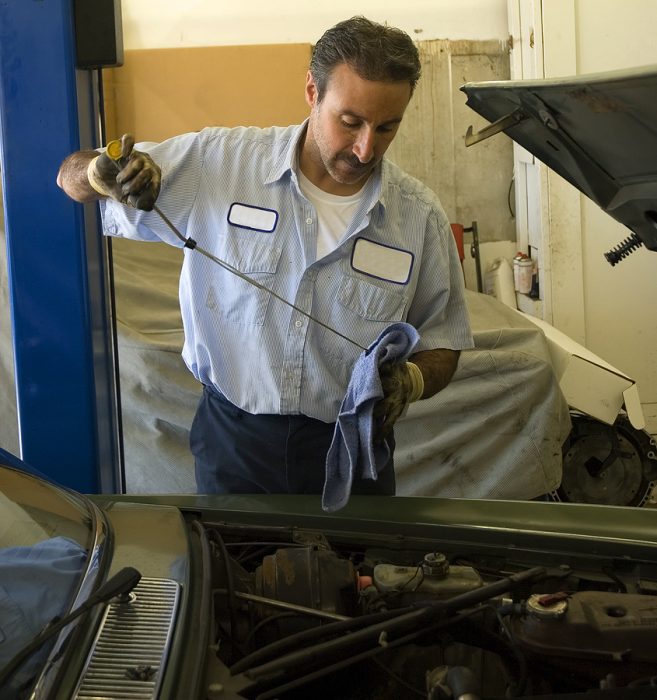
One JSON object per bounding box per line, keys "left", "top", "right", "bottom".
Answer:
{"left": 253, "top": 608, "right": 481, "bottom": 700}
{"left": 486, "top": 603, "right": 528, "bottom": 697}
{"left": 432, "top": 601, "right": 530, "bottom": 698}
{"left": 244, "top": 612, "right": 303, "bottom": 649}
{"left": 399, "top": 564, "right": 424, "bottom": 592}
{"left": 230, "top": 606, "right": 405, "bottom": 674}
{"left": 187, "top": 519, "right": 215, "bottom": 700}
{"left": 602, "top": 565, "right": 628, "bottom": 593}
{"left": 208, "top": 530, "right": 240, "bottom": 659}
{"left": 380, "top": 564, "right": 425, "bottom": 609}
{"left": 232, "top": 565, "right": 546, "bottom": 677}
{"left": 235, "top": 545, "right": 274, "bottom": 565}
{"left": 508, "top": 175, "right": 515, "bottom": 218}
{"left": 253, "top": 618, "right": 451, "bottom": 699}
{"left": 226, "top": 541, "right": 306, "bottom": 565}
{"left": 243, "top": 567, "right": 546, "bottom": 681}
{"left": 223, "top": 541, "right": 306, "bottom": 548}
{"left": 358, "top": 606, "right": 502, "bottom": 700}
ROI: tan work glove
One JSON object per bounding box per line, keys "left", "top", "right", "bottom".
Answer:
{"left": 374, "top": 361, "right": 424, "bottom": 443}
{"left": 87, "top": 133, "right": 161, "bottom": 211}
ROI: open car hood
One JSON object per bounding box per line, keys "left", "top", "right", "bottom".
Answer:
{"left": 461, "top": 64, "right": 657, "bottom": 264}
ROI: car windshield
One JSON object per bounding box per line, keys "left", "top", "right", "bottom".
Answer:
{"left": 0, "top": 465, "right": 97, "bottom": 698}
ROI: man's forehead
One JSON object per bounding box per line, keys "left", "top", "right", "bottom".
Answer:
{"left": 323, "top": 65, "right": 411, "bottom": 119}
{"left": 327, "top": 92, "right": 410, "bottom": 125}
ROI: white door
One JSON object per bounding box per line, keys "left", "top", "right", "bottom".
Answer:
{"left": 509, "top": 0, "right": 657, "bottom": 431}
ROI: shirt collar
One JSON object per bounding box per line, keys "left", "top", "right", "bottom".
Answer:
{"left": 265, "top": 120, "right": 309, "bottom": 185}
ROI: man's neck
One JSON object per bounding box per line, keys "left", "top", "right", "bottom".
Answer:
{"left": 298, "top": 136, "right": 368, "bottom": 197}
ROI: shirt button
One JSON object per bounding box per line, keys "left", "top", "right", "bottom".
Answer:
{"left": 306, "top": 217, "right": 313, "bottom": 225}
{"left": 295, "top": 320, "right": 303, "bottom": 328}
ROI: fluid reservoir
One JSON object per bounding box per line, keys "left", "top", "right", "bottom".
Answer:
{"left": 511, "top": 590, "right": 657, "bottom": 684}
{"left": 373, "top": 552, "right": 483, "bottom": 603}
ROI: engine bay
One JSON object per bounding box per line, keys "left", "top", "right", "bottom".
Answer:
{"left": 195, "top": 518, "right": 657, "bottom": 699}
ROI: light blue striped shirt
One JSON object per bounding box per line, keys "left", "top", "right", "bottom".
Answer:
{"left": 100, "top": 122, "right": 473, "bottom": 422}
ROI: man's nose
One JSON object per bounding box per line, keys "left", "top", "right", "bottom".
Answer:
{"left": 352, "top": 127, "right": 375, "bottom": 163}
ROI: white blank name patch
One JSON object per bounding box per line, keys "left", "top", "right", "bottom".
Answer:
{"left": 228, "top": 203, "right": 278, "bottom": 232}
{"left": 351, "top": 238, "right": 413, "bottom": 284}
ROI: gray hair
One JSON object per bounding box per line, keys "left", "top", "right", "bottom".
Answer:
{"left": 310, "top": 16, "right": 421, "bottom": 101}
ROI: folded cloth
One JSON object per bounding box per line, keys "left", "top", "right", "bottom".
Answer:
{"left": 322, "top": 322, "right": 420, "bottom": 512}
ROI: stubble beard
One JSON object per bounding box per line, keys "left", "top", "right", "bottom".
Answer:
{"left": 329, "top": 153, "right": 375, "bottom": 185}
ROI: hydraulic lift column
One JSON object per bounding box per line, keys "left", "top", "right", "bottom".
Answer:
{"left": 0, "top": 0, "right": 123, "bottom": 492}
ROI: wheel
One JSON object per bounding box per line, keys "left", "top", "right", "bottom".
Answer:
{"left": 552, "top": 413, "right": 657, "bottom": 507}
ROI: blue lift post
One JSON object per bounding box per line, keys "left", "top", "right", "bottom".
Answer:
{"left": 0, "top": 1, "right": 123, "bottom": 492}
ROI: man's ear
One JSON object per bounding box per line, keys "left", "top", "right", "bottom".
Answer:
{"left": 305, "top": 70, "right": 318, "bottom": 108}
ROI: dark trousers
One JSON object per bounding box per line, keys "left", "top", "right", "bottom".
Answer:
{"left": 190, "top": 385, "right": 396, "bottom": 496}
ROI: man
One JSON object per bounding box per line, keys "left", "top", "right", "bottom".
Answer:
{"left": 57, "top": 16, "right": 473, "bottom": 496}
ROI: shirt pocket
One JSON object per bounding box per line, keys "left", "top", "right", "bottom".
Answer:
{"left": 210, "top": 236, "right": 282, "bottom": 326}
{"left": 321, "top": 275, "right": 408, "bottom": 366}
{"left": 337, "top": 275, "right": 407, "bottom": 322}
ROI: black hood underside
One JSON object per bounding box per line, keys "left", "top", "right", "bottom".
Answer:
{"left": 461, "top": 64, "right": 657, "bottom": 262}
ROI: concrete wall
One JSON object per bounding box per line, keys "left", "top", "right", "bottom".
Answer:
{"left": 385, "top": 39, "right": 515, "bottom": 291}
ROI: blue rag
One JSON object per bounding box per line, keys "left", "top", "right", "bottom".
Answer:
{"left": 322, "top": 322, "right": 420, "bottom": 512}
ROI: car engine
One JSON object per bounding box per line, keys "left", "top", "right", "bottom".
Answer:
{"left": 196, "top": 520, "right": 657, "bottom": 699}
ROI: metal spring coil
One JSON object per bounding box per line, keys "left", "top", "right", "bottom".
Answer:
{"left": 604, "top": 232, "right": 643, "bottom": 266}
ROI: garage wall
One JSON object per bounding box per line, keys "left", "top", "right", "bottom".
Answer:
{"left": 103, "top": 44, "right": 312, "bottom": 141}
{"left": 119, "top": 0, "right": 509, "bottom": 48}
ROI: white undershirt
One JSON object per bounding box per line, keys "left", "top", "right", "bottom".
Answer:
{"left": 297, "top": 169, "right": 365, "bottom": 260}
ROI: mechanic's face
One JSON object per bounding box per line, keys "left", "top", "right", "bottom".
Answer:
{"left": 301, "top": 63, "right": 412, "bottom": 195}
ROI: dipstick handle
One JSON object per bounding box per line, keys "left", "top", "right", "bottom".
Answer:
{"left": 106, "top": 139, "right": 123, "bottom": 161}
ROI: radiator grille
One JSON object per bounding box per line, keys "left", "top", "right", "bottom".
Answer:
{"left": 74, "top": 577, "right": 180, "bottom": 699}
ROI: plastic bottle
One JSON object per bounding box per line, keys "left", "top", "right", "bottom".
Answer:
{"left": 513, "top": 252, "right": 534, "bottom": 294}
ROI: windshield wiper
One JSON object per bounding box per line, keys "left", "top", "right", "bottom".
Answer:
{"left": 0, "top": 567, "right": 141, "bottom": 689}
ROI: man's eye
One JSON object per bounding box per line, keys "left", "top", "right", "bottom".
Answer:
{"left": 341, "top": 119, "right": 359, "bottom": 129}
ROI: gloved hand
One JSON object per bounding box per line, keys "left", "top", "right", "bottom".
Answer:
{"left": 373, "top": 361, "right": 424, "bottom": 443}
{"left": 87, "top": 133, "right": 161, "bottom": 211}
